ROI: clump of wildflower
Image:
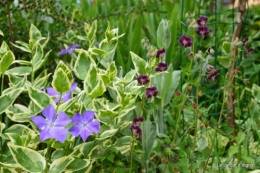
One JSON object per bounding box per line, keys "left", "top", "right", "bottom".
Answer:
{"left": 30, "top": 104, "right": 71, "bottom": 143}
{"left": 155, "top": 62, "right": 168, "bottom": 72}
{"left": 146, "top": 86, "right": 158, "bottom": 99}
{"left": 179, "top": 35, "right": 192, "bottom": 48}
{"left": 156, "top": 48, "right": 166, "bottom": 58}
{"left": 47, "top": 82, "right": 77, "bottom": 103}
{"left": 195, "top": 16, "right": 210, "bottom": 37}
{"left": 69, "top": 111, "right": 100, "bottom": 142}
{"left": 137, "top": 74, "right": 150, "bottom": 85}
{"left": 130, "top": 117, "right": 144, "bottom": 139}
{"left": 59, "top": 44, "right": 80, "bottom": 56}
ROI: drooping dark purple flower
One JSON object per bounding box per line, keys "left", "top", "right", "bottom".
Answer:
{"left": 130, "top": 125, "right": 142, "bottom": 138}
{"left": 47, "top": 82, "right": 77, "bottom": 103}
{"left": 179, "top": 35, "right": 192, "bottom": 48}
{"left": 155, "top": 62, "right": 168, "bottom": 72}
{"left": 242, "top": 37, "right": 249, "bottom": 47}
{"left": 196, "top": 26, "right": 210, "bottom": 37}
{"left": 196, "top": 16, "right": 208, "bottom": 26}
{"left": 245, "top": 47, "right": 254, "bottom": 55}
{"left": 59, "top": 44, "right": 80, "bottom": 56}
{"left": 133, "top": 117, "right": 144, "bottom": 126}
{"left": 30, "top": 104, "right": 71, "bottom": 143}
{"left": 69, "top": 111, "right": 100, "bottom": 142}
{"left": 205, "top": 70, "right": 219, "bottom": 82}
{"left": 156, "top": 48, "right": 166, "bottom": 58}
{"left": 137, "top": 75, "right": 150, "bottom": 85}
{"left": 146, "top": 86, "right": 158, "bottom": 99}
{"left": 206, "top": 64, "right": 215, "bottom": 73}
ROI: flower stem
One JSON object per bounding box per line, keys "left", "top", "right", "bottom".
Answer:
{"left": 129, "top": 137, "right": 135, "bottom": 173}
{"left": 0, "top": 73, "right": 4, "bottom": 159}
{"left": 44, "top": 143, "right": 51, "bottom": 173}
{"left": 159, "top": 107, "right": 163, "bottom": 133}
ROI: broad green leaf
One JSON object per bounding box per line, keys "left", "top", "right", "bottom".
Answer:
{"left": 28, "top": 86, "right": 54, "bottom": 109}
{"left": 33, "top": 50, "right": 51, "bottom": 72}
{"left": 31, "top": 45, "right": 43, "bottom": 67}
{"left": 57, "top": 97, "right": 77, "bottom": 113}
{"left": 130, "top": 51, "right": 147, "bottom": 74}
{"left": 55, "top": 61, "right": 73, "bottom": 82}
{"left": 197, "top": 137, "right": 208, "bottom": 151}
{"left": 106, "top": 61, "right": 117, "bottom": 82}
{"left": 0, "top": 95, "right": 12, "bottom": 114}
{"left": 33, "top": 73, "right": 51, "bottom": 89}
{"left": 0, "top": 41, "right": 10, "bottom": 55}
{"left": 29, "top": 24, "right": 42, "bottom": 46}
{"left": 2, "top": 76, "right": 26, "bottom": 95}
{"left": 222, "top": 41, "right": 231, "bottom": 55}
{"left": 5, "top": 133, "right": 23, "bottom": 146}
{"left": 157, "top": 19, "right": 171, "bottom": 49}
{"left": 6, "top": 66, "right": 32, "bottom": 76}
{"left": 0, "top": 30, "right": 3, "bottom": 36}
{"left": 0, "top": 122, "right": 5, "bottom": 133}
{"left": 87, "top": 20, "right": 97, "bottom": 42}
{"left": 49, "top": 156, "right": 74, "bottom": 173}
{"left": 65, "top": 158, "right": 90, "bottom": 172}
{"left": 74, "top": 50, "right": 95, "bottom": 80}
{"left": 241, "top": 156, "right": 255, "bottom": 164}
{"left": 84, "top": 65, "right": 98, "bottom": 90}
{"left": 8, "top": 143, "right": 46, "bottom": 173}
{"left": 97, "top": 129, "right": 118, "bottom": 140}
{"left": 13, "top": 60, "right": 32, "bottom": 66}
{"left": 217, "top": 56, "right": 229, "bottom": 68}
{"left": 0, "top": 51, "right": 15, "bottom": 73}
{"left": 164, "top": 70, "right": 181, "bottom": 106}
{"left": 6, "top": 104, "right": 31, "bottom": 123}
{"left": 88, "top": 79, "right": 106, "bottom": 98}
{"left": 228, "top": 145, "right": 238, "bottom": 157}
{"left": 123, "top": 70, "right": 136, "bottom": 83}
{"left": 235, "top": 131, "right": 245, "bottom": 144}
{"left": 252, "top": 84, "right": 260, "bottom": 103}
{"left": 10, "top": 42, "right": 31, "bottom": 53}
{"left": 52, "top": 68, "right": 71, "bottom": 93}
{"left": 113, "top": 136, "right": 131, "bottom": 154}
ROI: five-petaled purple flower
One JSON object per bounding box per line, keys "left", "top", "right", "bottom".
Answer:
{"left": 179, "top": 35, "right": 192, "bottom": 48}
{"left": 30, "top": 104, "right": 71, "bottom": 143}
{"left": 137, "top": 74, "right": 150, "bottom": 85}
{"left": 47, "top": 82, "right": 77, "bottom": 103}
{"left": 59, "top": 44, "right": 80, "bottom": 56}
{"left": 156, "top": 48, "right": 166, "bottom": 58}
{"left": 155, "top": 62, "right": 168, "bottom": 72}
{"left": 130, "top": 117, "right": 144, "bottom": 138}
{"left": 196, "top": 26, "right": 210, "bottom": 37}
{"left": 69, "top": 111, "right": 100, "bottom": 142}
{"left": 146, "top": 86, "right": 158, "bottom": 99}
{"left": 196, "top": 16, "right": 208, "bottom": 26}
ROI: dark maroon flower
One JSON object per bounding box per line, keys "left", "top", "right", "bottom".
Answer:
{"left": 133, "top": 117, "right": 144, "bottom": 126}
{"left": 156, "top": 48, "right": 166, "bottom": 58}
{"left": 179, "top": 35, "right": 192, "bottom": 48}
{"left": 206, "top": 64, "right": 215, "bottom": 73}
{"left": 155, "top": 62, "right": 168, "bottom": 72}
{"left": 130, "top": 125, "right": 142, "bottom": 138}
{"left": 146, "top": 86, "right": 158, "bottom": 99}
{"left": 196, "top": 16, "right": 208, "bottom": 26}
{"left": 242, "top": 37, "right": 249, "bottom": 47}
{"left": 174, "top": 91, "right": 181, "bottom": 96}
{"left": 245, "top": 47, "right": 254, "bottom": 55}
{"left": 137, "top": 74, "right": 150, "bottom": 85}
{"left": 196, "top": 26, "right": 210, "bottom": 37}
{"left": 205, "top": 70, "right": 219, "bottom": 82}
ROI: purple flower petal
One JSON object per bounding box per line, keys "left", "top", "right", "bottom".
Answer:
{"left": 46, "top": 88, "right": 59, "bottom": 96}
{"left": 51, "top": 128, "right": 68, "bottom": 143}
{"left": 40, "top": 129, "right": 52, "bottom": 142}
{"left": 67, "top": 44, "right": 80, "bottom": 54}
{"left": 83, "top": 111, "right": 95, "bottom": 123}
{"left": 69, "top": 124, "right": 81, "bottom": 137}
{"left": 72, "top": 112, "right": 84, "bottom": 123}
{"left": 62, "top": 92, "right": 71, "bottom": 102}
{"left": 70, "top": 82, "right": 77, "bottom": 92}
{"left": 87, "top": 120, "right": 100, "bottom": 133}
{"left": 80, "top": 128, "right": 92, "bottom": 142}
{"left": 42, "top": 105, "right": 56, "bottom": 122}
{"left": 55, "top": 112, "right": 71, "bottom": 127}
{"left": 31, "top": 116, "right": 48, "bottom": 130}
{"left": 59, "top": 49, "right": 68, "bottom": 56}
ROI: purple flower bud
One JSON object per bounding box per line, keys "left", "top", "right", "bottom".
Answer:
{"left": 196, "top": 26, "right": 210, "bottom": 37}
{"left": 245, "top": 47, "right": 254, "bottom": 55}
{"left": 196, "top": 16, "right": 208, "bottom": 26}
{"left": 179, "top": 35, "right": 192, "bottom": 48}
{"left": 137, "top": 74, "right": 150, "bottom": 85}
{"left": 242, "top": 37, "right": 249, "bottom": 47}
{"left": 156, "top": 48, "right": 166, "bottom": 58}
{"left": 146, "top": 86, "right": 158, "bottom": 99}
{"left": 155, "top": 62, "right": 168, "bottom": 72}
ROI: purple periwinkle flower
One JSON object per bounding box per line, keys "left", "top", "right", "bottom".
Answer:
{"left": 30, "top": 104, "right": 71, "bottom": 143}
{"left": 196, "top": 26, "right": 210, "bottom": 37}
{"left": 205, "top": 70, "right": 219, "bottom": 82}
{"left": 146, "top": 86, "right": 158, "bottom": 99}
{"left": 156, "top": 48, "right": 166, "bottom": 58}
{"left": 130, "top": 125, "right": 142, "bottom": 138}
{"left": 179, "top": 35, "right": 192, "bottom": 48}
{"left": 137, "top": 74, "right": 150, "bottom": 85}
{"left": 47, "top": 82, "right": 77, "bottom": 103}
{"left": 59, "top": 44, "right": 80, "bottom": 56}
{"left": 69, "top": 111, "right": 100, "bottom": 142}
{"left": 155, "top": 62, "right": 168, "bottom": 72}
{"left": 196, "top": 16, "right": 208, "bottom": 26}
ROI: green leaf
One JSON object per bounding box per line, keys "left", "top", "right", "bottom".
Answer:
{"left": 0, "top": 51, "right": 15, "bottom": 73}
{"left": 0, "top": 122, "right": 5, "bottom": 133}
{"left": 0, "top": 41, "right": 10, "bottom": 56}
{"left": 55, "top": 61, "right": 73, "bottom": 82}
{"left": 97, "top": 129, "right": 118, "bottom": 140}
{"left": 49, "top": 156, "right": 74, "bottom": 173}
{"left": 34, "top": 50, "right": 51, "bottom": 72}
{"left": 5, "top": 133, "right": 23, "bottom": 146}
{"left": 52, "top": 68, "right": 71, "bottom": 93}
{"left": 33, "top": 73, "right": 51, "bottom": 89}
{"left": 0, "top": 30, "right": 3, "bottom": 36}
{"left": 65, "top": 158, "right": 90, "bottom": 172}
{"left": 113, "top": 136, "right": 131, "bottom": 154}
{"left": 197, "top": 137, "right": 208, "bottom": 151}
{"left": 106, "top": 61, "right": 117, "bottom": 82}
{"left": 57, "top": 97, "right": 77, "bottom": 113}
{"left": 6, "top": 67, "right": 32, "bottom": 76}
{"left": 13, "top": 60, "right": 32, "bottom": 66}
{"left": 0, "top": 95, "right": 13, "bottom": 114}
{"left": 10, "top": 42, "right": 31, "bottom": 53}
{"left": 157, "top": 19, "right": 171, "bottom": 49}
{"left": 235, "top": 131, "right": 245, "bottom": 144}
{"left": 252, "top": 84, "right": 260, "bottom": 103}
{"left": 241, "top": 156, "right": 255, "bottom": 164}
{"left": 74, "top": 50, "right": 95, "bottom": 80}
{"left": 87, "top": 20, "right": 97, "bottom": 42}
{"left": 228, "top": 145, "right": 238, "bottom": 157}
{"left": 164, "top": 70, "right": 181, "bottom": 106}
{"left": 31, "top": 45, "right": 43, "bottom": 67}
{"left": 8, "top": 143, "right": 46, "bottom": 173}
{"left": 123, "top": 70, "right": 136, "bottom": 83}
{"left": 29, "top": 24, "right": 42, "bottom": 46}
{"left": 28, "top": 86, "right": 54, "bottom": 110}
{"left": 217, "top": 56, "right": 229, "bottom": 68}
{"left": 6, "top": 104, "right": 32, "bottom": 123}
{"left": 88, "top": 79, "right": 106, "bottom": 98}
{"left": 222, "top": 41, "right": 231, "bottom": 55}
{"left": 130, "top": 51, "right": 147, "bottom": 74}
